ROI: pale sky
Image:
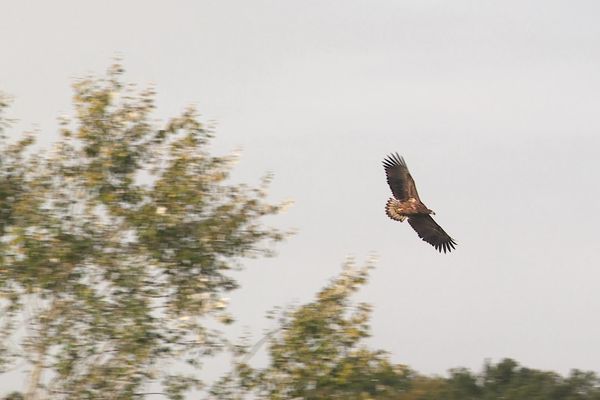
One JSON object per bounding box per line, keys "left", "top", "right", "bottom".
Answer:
{"left": 2, "top": 0, "right": 600, "bottom": 394}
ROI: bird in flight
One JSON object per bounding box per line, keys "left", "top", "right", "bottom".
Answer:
{"left": 383, "top": 153, "right": 456, "bottom": 253}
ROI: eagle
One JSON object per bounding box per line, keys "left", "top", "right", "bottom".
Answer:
{"left": 383, "top": 153, "right": 456, "bottom": 253}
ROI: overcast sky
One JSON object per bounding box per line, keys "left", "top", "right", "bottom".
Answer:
{"left": 2, "top": 0, "right": 600, "bottom": 392}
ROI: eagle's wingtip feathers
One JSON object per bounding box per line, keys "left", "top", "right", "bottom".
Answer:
{"left": 382, "top": 152, "right": 406, "bottom": 170}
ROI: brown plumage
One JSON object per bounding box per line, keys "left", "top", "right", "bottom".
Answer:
{"left": 383, "top": 153, "right": 456, "bottom": 253}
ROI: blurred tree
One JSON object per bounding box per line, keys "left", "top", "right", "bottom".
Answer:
{"left": 0, "top": 66, "right": 289, "bottom": 399}
{"left": 211, "top": 260, "right": 414, "bottom": 400}
{"left": 396, "top": 359, "right": 600, "bottom": 400}
{"left": 477, "top": 359, "right": 600, "bottom": 400}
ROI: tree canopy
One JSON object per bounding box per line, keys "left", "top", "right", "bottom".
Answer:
{"left": 0, "top": 65, "right": 288, "bottom": 399}
{"left": 210, "top": 261, "right": 600, "bottom": 400}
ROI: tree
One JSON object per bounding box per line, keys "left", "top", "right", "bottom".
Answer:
{"left": 0, "top": 65, "right": 289, "bottom": 399}
{"left": 397, "top": 359, "right": 600, "bottom": 400}
{"left": 212, "top": 259, "right": 413, "bottom": 400}
{"left": 477, "top": 359, "right": 600, "bottom": 400}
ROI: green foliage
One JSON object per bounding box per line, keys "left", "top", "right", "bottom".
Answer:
{"left": 213, "top": 260, "right": 413, "bottom": 400}
{"left": 258, "top": 261, "right": 411, "bottom": 400}
{"left": 0, "top": 65, "right": 289, "bottom": 399}
{"left": 398, "top": 359, "right": 600, "bottom": 400}
{"left": 211, "top": 262, "right": 600, "bottom": 400}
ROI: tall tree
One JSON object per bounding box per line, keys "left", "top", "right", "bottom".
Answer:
{"left": 212, "top": 260, "right": 413, "bottom": 400}
{"left": 0, "top": 65, "right": 289, "bottom": 399}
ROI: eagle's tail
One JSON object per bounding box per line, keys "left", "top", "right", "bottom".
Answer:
{"left": 385, "top": 198, "right": 406, "bottom": 222}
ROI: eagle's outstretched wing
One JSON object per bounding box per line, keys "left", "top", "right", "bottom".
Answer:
{"left": 407, "top": 214, "right": 457, "bottom": 253}
{"left": 382, "top": 153, "right": 420, "bottom": 201}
